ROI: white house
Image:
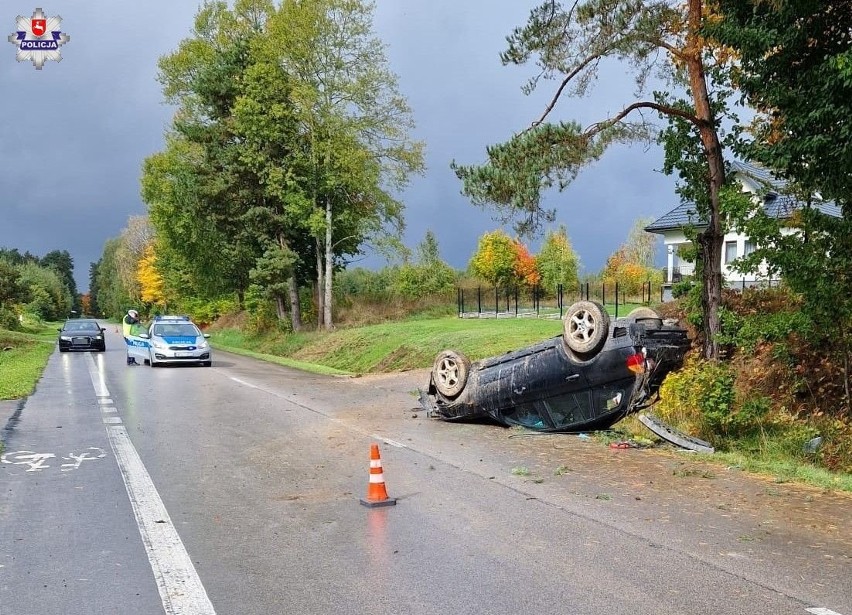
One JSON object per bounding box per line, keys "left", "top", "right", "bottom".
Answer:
{"left": 645, "top": 161, "right": 842, "bottom": 297}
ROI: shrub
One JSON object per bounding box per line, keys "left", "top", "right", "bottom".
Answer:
{"left": 244, "top": 285, "right": 287, "bottom": 334}
{"left": 0, "top": 304, "right": 19, "bottom": 330}
{"left": 656, "top": 357, "right": 735, "bottom": 445}
{"left": 671, "top": 280, "right": 695, "bottom": 299}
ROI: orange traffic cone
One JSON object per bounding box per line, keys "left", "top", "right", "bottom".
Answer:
{"left": 359, "top": 443, "right": 397, "bottom": 508}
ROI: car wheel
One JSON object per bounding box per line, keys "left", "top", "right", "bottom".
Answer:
{"left": 59, "top": 347, "right": 68, "bottom": 353}
{"left": 627, "top": 307, "right": 662, "bottom": 329}
{"left": 563, "top": 300, "right": 610, "bottom": 357}
{"left": 432, "top": 349, "right": 470, "bottom": 398}
{"left": 201, "top": 361, "right": 212, "bottom": 367}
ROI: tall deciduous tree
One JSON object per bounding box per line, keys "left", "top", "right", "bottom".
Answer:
{"left": 152, "top": 1, "right": 271, "bottom": 315}
{"left": 137, "top": 243, "right": 166, "bottom": 309}
{"left": 512, "top": 240, "right": 540, "bottom": 288}
{"left": 710, "top": 1, "right": 852, "bottom": 409}
{"left": 0, "top": 259, "right": 24, "bottom": 306}
{"left": 452, "top": 0, "right": 737, "bottom": 359}
{"left": 261, "top": 0, "right": 424, "bottom": 330}
{"left": 40, "top": 249, "right": 79, "bottom": 313}
{"left": 711, "top": 1, "right": 852, "bottom": 207}
{"left": 536, "top": 226, "right": 580, "bottom": 295}
{"left": 469, "top": 230, "right": 517, "bottom": 288}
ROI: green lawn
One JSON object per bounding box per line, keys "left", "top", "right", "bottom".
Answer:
{"left": 0, "top": 326, "right": 57, "bottom": 399}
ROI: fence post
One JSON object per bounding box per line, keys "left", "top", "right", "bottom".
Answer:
{"left": 495, "top": 286, "right": 499, "bottom": 317}
{"left": 660, "top": 284, "right": 663, "bottom": 303}
{"left": 514, "top": 287, "right": 518, "bottom": 316}
{"left": 558, "top": 283, "right": 563, "bottom": 319}
{"left": 460, "top": 288, "right": 465, "bottom": 316}
{"left": 457, "top": 287, "right": 461, "bottom": 317}
{"left": 477, "top": 286, "right": 481, "bottom": 315}
{"left": 615, "top": 281, "right": 619, "bottom": 319}
{"left": 506, "top": 288, "right": 510, "bottom": 313}
{"left": 602, "top": 282, "right": 606, "bottom": 306}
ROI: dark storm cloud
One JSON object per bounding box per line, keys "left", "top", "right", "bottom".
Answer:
{"left": 0, "top": 2, "right": 197, "bottom": 291}
{"left": 374, "top": 0, "right": 678, "bottom": 274}
{"left": 0, "top": 1, "right": 678, "bottom": 292}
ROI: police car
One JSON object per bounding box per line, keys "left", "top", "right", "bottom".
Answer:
{"left": 130, "top": 315, "right": 212, "bottom": 367}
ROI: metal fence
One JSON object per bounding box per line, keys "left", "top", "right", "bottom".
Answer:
{"left": 456, "top": 282, "right": 656, "bottom": 320}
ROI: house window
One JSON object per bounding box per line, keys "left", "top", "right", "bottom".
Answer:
{"left": 725, "top": 241, "right": 738, "bottom": 264}
{"left": 744, "top": 240, "right": 756, "bottom": 255}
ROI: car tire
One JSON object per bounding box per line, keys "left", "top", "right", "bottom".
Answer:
{"left": 627, "top": 307, "right": 662, "bottom": 329}
{"left": 563, "top": 300, "right": 610, "bottom": 358}
{"left": 59, "top": 347, "right": 68, "bottom": 353}
{"left": 432, "top": 349, "right": 471, "bottom": 398}
{"left": 201, "top": 361, "right": 211, "bottom": 367}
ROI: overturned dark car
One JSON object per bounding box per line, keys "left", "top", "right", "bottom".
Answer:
{"left": 418, "top": 301, "right": 690, "bottom": 433}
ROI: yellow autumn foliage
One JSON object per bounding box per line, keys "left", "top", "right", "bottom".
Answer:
{"left": 137, "top": 243, "right": 166, "bottom": 307}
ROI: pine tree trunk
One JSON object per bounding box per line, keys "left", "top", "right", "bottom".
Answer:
{"left": 687, "top": 0, "right": 725, "bottom": 360}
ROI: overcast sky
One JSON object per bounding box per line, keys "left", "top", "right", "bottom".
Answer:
{"left": 1, "top": 1, "right": 679, "bottom": 292}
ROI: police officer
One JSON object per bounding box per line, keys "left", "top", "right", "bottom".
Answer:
{"left": 123, "top": 309, "right": 141, "bottom": 365}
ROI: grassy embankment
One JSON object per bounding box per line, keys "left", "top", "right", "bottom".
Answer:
{"left": 0, "top": 323, "right": 57, "bottom": 455}
{"left": 210, "top": 315, "right": 564, "bottom": 375}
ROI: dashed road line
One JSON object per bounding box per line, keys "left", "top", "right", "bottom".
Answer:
{"left": 85, "top": 353, "right": 216, "bottom": 615}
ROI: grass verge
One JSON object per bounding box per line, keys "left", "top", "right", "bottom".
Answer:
{"left": 0, "top": 325, "right": 58, "bottom": 400}
{"left": 210, "top": 316, "right": 563, "bottom": 374}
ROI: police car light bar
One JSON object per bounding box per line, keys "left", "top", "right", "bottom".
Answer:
{"left": 153, "top": 315, "right": 191, "bottom": 322}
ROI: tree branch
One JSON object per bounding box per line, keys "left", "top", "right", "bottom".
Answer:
{"left": 583, "top": 100, "right": 700, "bottom": 136}
{"left": 528, "top": 52, "right": 607, "bottom": 130}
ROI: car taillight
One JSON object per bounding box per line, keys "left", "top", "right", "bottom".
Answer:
{"left": 626, "top": 352, "right": 645, "bottom": 374}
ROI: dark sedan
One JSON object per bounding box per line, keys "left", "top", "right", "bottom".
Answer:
{"left": 418, "top": 302, "right": 690, "bottom": 433}
{"left": 58, "top": 319, "right": 106, "bottom": 352}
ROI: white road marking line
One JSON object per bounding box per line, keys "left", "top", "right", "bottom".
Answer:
{"left": 377, "top": 437, "right": 406, "bottom": 449}
{"left": 228, "top": 376, "right": 260, "bottom": 390}
{"left": 97, "top": 398, "right": 114, "bottom": 405}
{"left": 807, "top": 609, "right": 845, "bottom": 615}
{"left": 102, "top": 416, "right": 122, "bottom": 424}
{"left": 227, "top": 375, "right": 405, "bottom": 448}
{"left": 87, "top": 363, "right": 109, "bottom": 397}
{"left": 102, "top": 407, "right": 117, "bottom": 413}
{"left": 85, "top": 354, "right": 216, "bottom": 615}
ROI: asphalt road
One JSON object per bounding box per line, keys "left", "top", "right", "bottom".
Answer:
{"left": 1, "top": 325, "right": 850, "bottom": 615}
